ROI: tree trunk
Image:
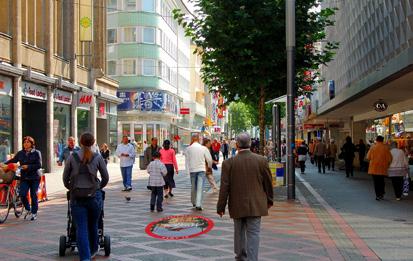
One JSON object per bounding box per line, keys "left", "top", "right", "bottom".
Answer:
{"left": 259, "top": 85, "right": 266, "bottom": 155}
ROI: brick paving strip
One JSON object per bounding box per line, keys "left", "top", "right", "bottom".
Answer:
{"left": 0, "top": 158, "right": 381, "bottom": 261}
{"left": 297, "top": 173, "right": 381, "bottom": 261}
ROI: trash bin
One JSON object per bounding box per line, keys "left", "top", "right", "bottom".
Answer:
{"left": 139, "top": 155, "right": 145, "bottom": 170}
{"left": 269, "top": 162, "right": 285, "bottom": 187}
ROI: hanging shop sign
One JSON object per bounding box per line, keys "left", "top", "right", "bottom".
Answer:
{"left": 373, "top": 100, "right": 388, "bottom": 112}
{"left": 98, "top": 102, "right": 106, "bottom": 117}
{"left": 79, "top": 0, "right": 93, "bottom": 41}
{"left": 0, "top": 75, "right": 12, "bottom": 96}
{"left": 21, "top": 81, "right": 47, "bottom": 100}
{"left": 180, "top": 107, "right": 190, "bottom": 115}
{"left": 54, "top": 89, "right": 72, "bottom": 105}
{"left": 145, "top": 215, "right": 214, "bottom": 240}
{"left": 77, "top": 92, "right": 94, "bottom": 108}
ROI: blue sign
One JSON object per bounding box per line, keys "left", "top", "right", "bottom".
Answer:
{"left": 117, "top": 91, "right": 179, "bottom": 114}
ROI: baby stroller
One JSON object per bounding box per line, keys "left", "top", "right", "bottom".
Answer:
{"left": 59, "top": 190, "right": 111, "bottom": 257}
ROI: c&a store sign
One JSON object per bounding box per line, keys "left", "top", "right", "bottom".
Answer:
{"left": 21, "top": 81, "right": 47, "bottom": 100}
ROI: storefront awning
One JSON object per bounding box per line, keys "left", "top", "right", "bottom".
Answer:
{"left": 98, "top": 92, "right": 123, "bottom": 104}
{"left": 265, "top": 95, "right": 287, "bottom": 104}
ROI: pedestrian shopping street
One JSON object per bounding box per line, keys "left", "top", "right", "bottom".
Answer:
{"left": 1, "top": 156, "right": 413, "bottom": 261}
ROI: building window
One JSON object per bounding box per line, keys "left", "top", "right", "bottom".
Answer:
{"left": 143, "top": 27, "right": 155, "bottom": 44}
{"left": 123, "top": 27, "right": 136, "bottom": 43}
{"left": 107, "top": 29, "right": 117, "bottom": 44}
{"left": 123, "top": 59, "right": 136, "bottom": 75}
{"left": 0, "top": 0, "right": 11, "bottom": 35}
{"left": 142, "top": 59, "right": 156, "bottom": 76}
{"left": 124, "top": 0, "right": 136, "bottom": 11}
{"left": 107, "top": 61, "right": 117, "bottom": 76}
{"left": 142, "top": 0, "right": 155, "bottom": 12}
{"left": 107, "top": 0, "right": 117, "bottom": 12}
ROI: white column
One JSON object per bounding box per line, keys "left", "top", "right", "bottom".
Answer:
{"left": 71, "top": 91, "right": 78, "bottom": 140}
{"left": 13, "top": 77, "right": 22, "bottom": 152}
{"left": 46, "top": 86, "right": 54, "bottom": 172}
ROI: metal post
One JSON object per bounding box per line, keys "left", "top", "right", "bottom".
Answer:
{"left": 286, "top": 0, "right": 296, "bottom": 200}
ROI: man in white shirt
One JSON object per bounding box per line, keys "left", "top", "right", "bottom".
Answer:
{"left": 184, "top": 134, "right": 213, "bottom": 211}
{"left": 116, "top": 135, "right": 136, "bottom": 191}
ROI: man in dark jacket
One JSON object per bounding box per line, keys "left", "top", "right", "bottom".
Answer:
{"left": 143, "top": 137, "right": 160, "bottom": 169}
{"left": 217, "top": 132, "right": 273, "bottom": 261}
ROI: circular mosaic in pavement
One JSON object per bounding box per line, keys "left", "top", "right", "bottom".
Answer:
{"left": 145, "top": 215, "right": 214, "bottom": 240}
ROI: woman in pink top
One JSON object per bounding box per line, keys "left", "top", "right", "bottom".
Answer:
{"left": 160, "top": 140, "right": 178, "bottom": 198}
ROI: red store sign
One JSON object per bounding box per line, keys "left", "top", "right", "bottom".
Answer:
{"left": 180, "top": 108, "right": 190, "bottom": 115}
{"left": 77, "top": 92, "right": 94, "bottom": 108}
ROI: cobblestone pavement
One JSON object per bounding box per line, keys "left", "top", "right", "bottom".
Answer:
{"left": 0, "top": 156, "right": 382, "bottom": 261}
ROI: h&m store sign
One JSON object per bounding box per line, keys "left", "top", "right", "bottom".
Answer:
{"left": 77, "top": 92, "right": 94, "bottom": 108}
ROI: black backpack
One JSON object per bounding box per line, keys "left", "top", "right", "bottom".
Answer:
{"left": 70, "top": 153, "right": 99, "bottom": 199}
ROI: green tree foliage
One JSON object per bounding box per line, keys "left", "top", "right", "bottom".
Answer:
{"left": 174, "top": 0, "right": 338, "bottom": 152}
{"left": 228, "top": 102, "right": 253, "bottom": 135}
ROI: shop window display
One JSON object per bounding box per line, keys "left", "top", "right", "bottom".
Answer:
{"left": 0, "top": 95, "right": 12, "bottom": 161}
{"left": 53, "top": 104, "right": 71, "bottom": 163}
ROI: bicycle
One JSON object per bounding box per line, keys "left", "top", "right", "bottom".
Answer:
{"left": 0, "top": 170, "right": 24, "bottom": 224}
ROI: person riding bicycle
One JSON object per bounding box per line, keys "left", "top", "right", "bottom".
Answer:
{"left": 63, "top": 132, "right": 109, "bottom": 261}
{"left": 4, "top": 136, "right": 41, "bottom": 221}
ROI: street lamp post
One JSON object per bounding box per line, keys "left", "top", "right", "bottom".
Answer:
{"left": 286, "top": 0, "right": 296, "bottom": 200}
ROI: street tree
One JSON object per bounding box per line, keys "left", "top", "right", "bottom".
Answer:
{"left": 228, "top": 102, "right": 253, "bottom": 135}
{"left": 174, "top": 0, "right": 338, "bottom": 153}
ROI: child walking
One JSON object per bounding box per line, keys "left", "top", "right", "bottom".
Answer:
{"left": 147, "top": 151, "right": 168, "bottom": 212}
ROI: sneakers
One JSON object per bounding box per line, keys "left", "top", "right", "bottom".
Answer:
{"left": 157, "top": 207, "right": 163, "bottom": 212}
{"left": 164, "top": 194, "right": 169, "bottom": 199}
{"left": 195, "top": 207, "right": 203, "bottom": 211}
{"left": 122, "top": 187, "right": 132, "bottom": 192}
{"left": 169, "top": 192, "right": 174, "bottom": 197}
{"left": 30, "top": 213, "right": 37, "bottom": 221}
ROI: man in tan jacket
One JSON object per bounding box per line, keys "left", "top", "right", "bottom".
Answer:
{"left": 367, "top": 135, "right": 392, "bottom": 200}
{"left": 217, "top": 132, "right": 273, "bottom": 261}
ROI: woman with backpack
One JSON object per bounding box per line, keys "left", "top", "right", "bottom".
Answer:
{"left": 63, "top": 133, "right": 109, "bottom": 261}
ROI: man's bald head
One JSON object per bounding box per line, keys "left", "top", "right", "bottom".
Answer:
{"left": 191, "top": 133, "right": 200, "bottom": 143}
{"left": 236, "top": 132, "right": 251, "bottom": 149}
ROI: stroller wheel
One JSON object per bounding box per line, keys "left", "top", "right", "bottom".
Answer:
{"left": 104, "top": 235, "right": 111, "bottom": 256}
{"left": 59, "top": 235, "right": 67, "bottom": 256}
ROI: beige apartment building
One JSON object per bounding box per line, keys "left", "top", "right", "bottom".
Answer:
{"left": 0, "top": 0, "right": 120, "bottom": 172}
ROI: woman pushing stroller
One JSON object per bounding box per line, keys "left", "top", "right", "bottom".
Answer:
{"left": 63, "top": 132, "right": 109, "bottom": 261}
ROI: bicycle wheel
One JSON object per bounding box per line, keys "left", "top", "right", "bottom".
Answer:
{"left": 0, "top": 185, "right": 11, "bottom": 224}
{"left": 13, "top": 189, "right": 24, "bottom": 218}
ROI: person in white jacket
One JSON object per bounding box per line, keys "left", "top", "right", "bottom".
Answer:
{"left": 184, "top": 134, "right": 213, "bottom": 211}
{"left": 388, "top": 142, "right": 408, "bottom": 200}
{"left": 116, "top": 136, "right": 136, "bottom": 191}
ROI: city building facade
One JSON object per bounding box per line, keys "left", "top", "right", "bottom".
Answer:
{"left": 306, "top": 0, "right": 413, "bottom": 151}
{"left": 0, "top": 0, "right": 120, "bottom": 172}
{"left": 108, "top": 0, "right": 203, "bottom": 153}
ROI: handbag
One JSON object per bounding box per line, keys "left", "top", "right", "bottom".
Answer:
{"left": 403, "top": 175, "right": 410, "bottom": 195}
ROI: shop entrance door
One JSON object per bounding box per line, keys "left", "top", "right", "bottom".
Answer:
{"left": 22, "top": 99, "right": 47, "bottom": 170}
{"left": 97, "top": 118, "right": 108, "bottom": 148}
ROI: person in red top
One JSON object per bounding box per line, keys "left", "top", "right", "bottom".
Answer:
{"left": 212, "top": 139, "right": 221, "bottom": 162}
{"left": 160, "top": 140, "right": 178, "bottom": 198}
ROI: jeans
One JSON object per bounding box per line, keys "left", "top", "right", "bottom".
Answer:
{"left": 234, "top": 217, "right": 261, "bottom": 261}
{"left": 120, "top": 166, "right": 133, "bottom": 188}
{"left": 190, "top": 171, "right": 206, "bottom": 207}
{"left": 71, "top": 190, "right": 102, "bottom": 261}
{"left": 372, "top": 175, "right": 385, "bottom": 198}
{"left": 150, "top": 186, "right": 163, "bottom": 209}
{"left": 231, "top": 148, "right": 236, "bottom": 157}
{"left": 329, "top": 157, "right": 335, "bottom": 170}
{"left": 223, "top": 152, "right": 228, "bottom": 160}
{"left": 20, "top": 179, "right": 40, "bottom": 214}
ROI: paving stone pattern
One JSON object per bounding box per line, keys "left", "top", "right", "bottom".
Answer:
{"left": 0, "top": 161, "right": 376, "bottom": 261}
